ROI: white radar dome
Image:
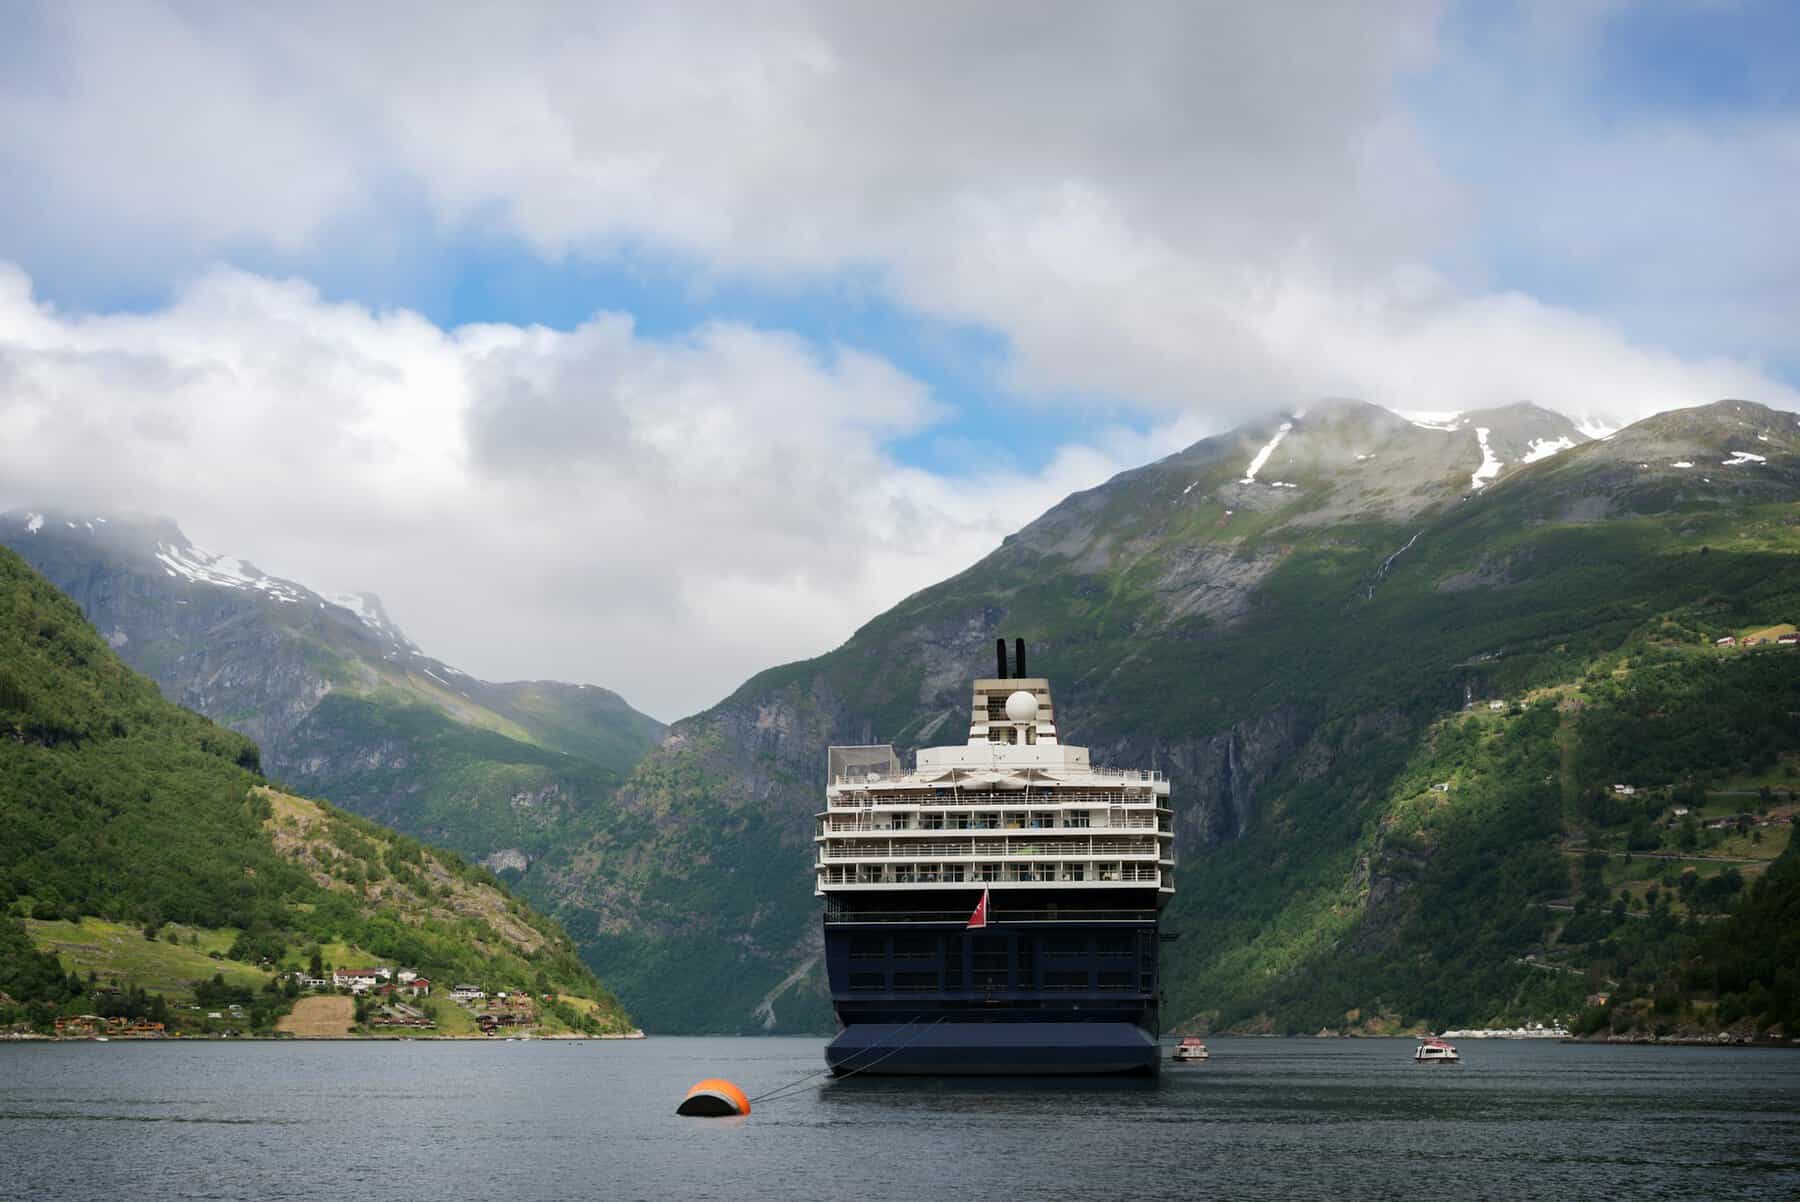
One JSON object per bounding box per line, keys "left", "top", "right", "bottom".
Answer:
{"left": 1004, "top": 690, "right": 1040, "bottom": 723}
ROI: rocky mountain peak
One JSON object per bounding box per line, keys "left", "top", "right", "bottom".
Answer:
{"left": 1481, "top": 398, "right": 1800, "bottom": 520}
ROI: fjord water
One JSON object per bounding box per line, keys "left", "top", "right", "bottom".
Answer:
{"left": 3, "top": 1037, "right": 1797, "bottom": 1201}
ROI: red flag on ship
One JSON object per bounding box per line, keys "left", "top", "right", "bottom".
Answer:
{"left": 967, "top": 888, "right": 989, "bottom": 929}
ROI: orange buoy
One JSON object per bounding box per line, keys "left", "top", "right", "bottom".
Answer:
{"left": 676, "top": 1078, "right": 751, "bottom": 1117}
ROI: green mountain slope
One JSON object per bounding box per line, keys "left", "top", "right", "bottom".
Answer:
{"left": 0, "top": 513, "right": 665, "bottom": 876}
{"left": 541, "top": 398, "right": 1800, "bottom": 1034}
{"left": 0, "top": 545, "right": 633, "bottom": 1034}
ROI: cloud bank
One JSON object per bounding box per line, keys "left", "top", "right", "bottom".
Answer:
{"left": 2, "top": 3, "right": 1797, "bottom": 714}
{"left": 0, "top": 264, "right": 1195, "bottom": 717}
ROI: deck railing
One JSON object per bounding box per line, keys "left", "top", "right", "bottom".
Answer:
{"left": 822, "top": 814, "right": 1161, "bottom": 834}
{"left": 822, "top": 906, "right": 1161, "bottom": 925}
{"left": 820, "top": 837, "right": 1161, "bottom": 861}
{"left": 830, "top": 767, "right": 1165, "bottom": 789}
{"left": 818, "top": 864, "right": 1163, "bottom": 887}
{"left": 826, "top": 790, "right": 1165, "bottom": 810}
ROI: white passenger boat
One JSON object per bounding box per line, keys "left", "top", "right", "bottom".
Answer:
{"left": 1172, "top": 1037, "right": 1209, "bottom": 1062}
{"left": 1414, "top": 1037, "right": 1460, "bottom": 1064}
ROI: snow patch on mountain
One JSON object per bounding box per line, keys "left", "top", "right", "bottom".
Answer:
{"left": 24, "top": 513, "right": 43, "bottom": 534}
{"left": 155, "top": 542, "right": 305, "bottom": 604}
{"left": 1722, "top": 451, "right": 1766, "bottom": 466}
{"left": 1401, "top": 409, "right": 1465, "bottom": 432}
{"left": 1241, "top": 421, "right": 1294, "bottom": 484}
{"left": 1469, "top": 427, "right": 1503, "bottom": 489}
{"left": 1672, "top": 461, "right": 1694, "bottom": 469}
{"left": 1521, "top": 436, "right": 1574, "bottom": 464}
{"left": 327, "top": 591, "right": 415, "bottom": 649}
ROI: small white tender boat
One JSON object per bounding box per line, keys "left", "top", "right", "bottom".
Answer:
{"left": 1414, "top": 1037, "right": 1460, "bottom": 1064}
{"left": 1173, "top": 1036, "right": 1210, "bottom": 1062}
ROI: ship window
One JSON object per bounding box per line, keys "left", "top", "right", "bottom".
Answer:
{"left": 973, "top": 936, "right": 1008, "bottom": 989}
{"left": 894, "top": 936, "right": 935, "bottom": 961}
{"left": 1045, "top": 971, "right": 1088, "bottom": 991}
{"left": 948, "top": 812, "right": 971, "bottom": 830}
{"left": 1096, "top": 935, "right": 1134, "bottom": 959}
{"left": 1027, "top": 812, "right": 1053, "bottom": 829}
{"left": 1097, "top": 971, "right": 1132, "bottom": 991}
{"left": 849, "top": 973, "right": 886, "bottom": 993}
{"left": 1062, "top": 864, "right": 1086, "bottom": 882}
{"left": 1065, "top": 811, "right": 1090, "bottom": 829}
{"left": 1048, "top": 937, "right": 1088, "bottom": 959}
{"left": 893, "top": 972, "right": 938, "bottom": 993}
{"left": 920, "top": 813, "right": 944, "bottom": 830}
{"left": 975, "top": 813, "right": 999, "bottom": 830}
{"left": 978, "top": 863, "right": 1001, "bottom": 882}
{"left": 944, "top": 865, "right": 965, "bottom": 883}
{"left": 850, "top": 936, "right": 886, "bottom": 960}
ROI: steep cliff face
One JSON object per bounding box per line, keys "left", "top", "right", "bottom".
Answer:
{"left": 0, "top": 512, "right": 664, "bottom": 868}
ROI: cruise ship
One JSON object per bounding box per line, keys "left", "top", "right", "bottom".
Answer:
{"left": 817, "top": 639, "right": 1174, "bottom": 1075}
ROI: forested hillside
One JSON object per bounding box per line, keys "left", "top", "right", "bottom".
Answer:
{"left": 541, "top": 399, "right": 1800, "bottom": 1035}
{"left": 0, "top": 512, "right": 665, "bottom": 878}
{"left": 0, "top": 546, "right": 632, "bottom": 1034}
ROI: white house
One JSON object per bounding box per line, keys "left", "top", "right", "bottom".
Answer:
{"left": 451, "top": 984, "right": 486, "bottom": 1002}
{"left": 333, "top": 968, "right": 385, "bottom": 993}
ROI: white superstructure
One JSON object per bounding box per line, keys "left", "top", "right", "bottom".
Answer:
{"left": 816, "top": 675, "right": 1174, "bottom": 895}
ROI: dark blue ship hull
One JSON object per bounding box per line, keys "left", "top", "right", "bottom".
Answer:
{"left": 826, "top": 1020, "right": 1157, "bottom": 1076}
{"left": 823, "top": 899, "right": 1164, "bottom": 1077}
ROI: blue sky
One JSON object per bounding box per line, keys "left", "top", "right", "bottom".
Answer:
{"left": 3, "top": 1, "right": 1798, "bottom": 714}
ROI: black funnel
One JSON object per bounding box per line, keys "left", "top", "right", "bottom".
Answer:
{"left": 995, "top": 638, "right": 1009, "bottom": 679}
{"left": 1014, "top": 639, "right": 1027, "bottom": 678}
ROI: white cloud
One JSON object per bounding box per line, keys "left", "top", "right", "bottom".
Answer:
{"left": 0, "top": 263, "right": 1189, "bottom": 718}
{"left": 2, "top": 3, "right": 1798, "bottom": 713}
{"left": 5, "top": 2, "right": 1792, "bottom": 428}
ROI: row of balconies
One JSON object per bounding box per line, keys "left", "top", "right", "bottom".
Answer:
{"left": 826, "top": 789, "right": 1165, "bottom": 810}
{"left": 821, "top": 813, "right": 1165, "bottom": 834}
{"left": 819, "top": 837, "right": 1165, "bottom": 861}
{"left": 817, "top": 863, "right": 1165, "bottom": 887}
{"left": 829, "top": 767, "right": 1164, "bottom": 789}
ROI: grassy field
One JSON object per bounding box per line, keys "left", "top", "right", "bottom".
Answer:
{"left": 431, "top": 1001, "right": 479, "bottom": 1036}
{"left": 26, "top": 918, "right": 273, "bottom": 999}
{"left": 276, "top": 995, "right": 352, "bottom": 1037}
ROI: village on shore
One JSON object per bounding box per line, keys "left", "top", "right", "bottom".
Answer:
{"left": 4, "top": 963, "right": 645, "bottom": 1041}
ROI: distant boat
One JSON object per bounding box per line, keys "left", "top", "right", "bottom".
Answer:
{"left": 1173, "top": 1037, "right": 1209, "bottom": 1062}
{"left": 1414, "top": 1037, "right": 1460, "bottom": 1064}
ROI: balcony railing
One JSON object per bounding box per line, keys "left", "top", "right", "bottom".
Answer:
{"left": 817, "top": 863, "right": 1164, "bottom": 887}
{"left": 831, "top": 767, "right": 1164, "bottom": 789}
{"left": 823, "top": 907, "right": 1161, "bottom": 925}
{"left": 821, "top": 814, "right": 1162, "bottom": 834}
{"left": 826, "top": 790, "right": 1165, "bottom": 810}
{"left": 820, "top": 837, "right": 1161, "bottom": 861}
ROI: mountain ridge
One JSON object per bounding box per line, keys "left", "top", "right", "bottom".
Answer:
{"left": 0, "top": 510, "right": 666, "bottom": 877}
{"left": 547, "top": 397, "right": 1798, "bottom": 1031}
{"left": 0, "top": 543, "right": 634, "bottom": 1035}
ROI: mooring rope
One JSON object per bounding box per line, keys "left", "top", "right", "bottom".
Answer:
{"left": 746, "top": 1016, "right": 947, "bottom": 1106}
